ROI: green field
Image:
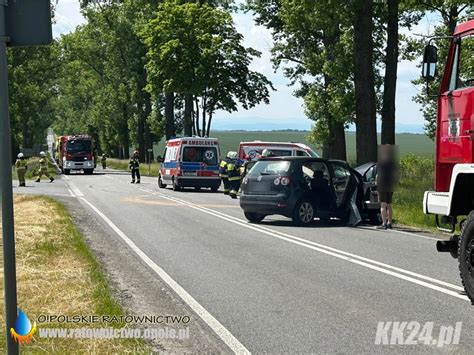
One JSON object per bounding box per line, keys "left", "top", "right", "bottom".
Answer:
{"left": 152, "top": 131, "right": 435, "bottom": 160}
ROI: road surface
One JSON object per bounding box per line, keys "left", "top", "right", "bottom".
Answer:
{"left": 13, "top": 168, "right": 474, "bottom": 353}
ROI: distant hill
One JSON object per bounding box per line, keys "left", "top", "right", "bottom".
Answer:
{"left": 153, "top": 130, "right": 434, "bottom": 159}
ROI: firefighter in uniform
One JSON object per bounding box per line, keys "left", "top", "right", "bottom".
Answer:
{"left": 101, "top": 154, "right": 107, "bottom": 169}
{"left": 129, "top": 150, "right": 141, "bottom": 184}
{"left": 15, "top": 153, "right": 27, "bottom": 187}
{"left": 35, "top": 151, "right": 54, "bottom": 183}
{"left": 226, "top": 151, "right": 241, "bottom": 199}
{"left": 219, "top": 152, "right": 234, "bottom": 195}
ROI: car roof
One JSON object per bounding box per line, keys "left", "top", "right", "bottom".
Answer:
{"left": 257, "top": 156, "right": 329, "bottom": 163}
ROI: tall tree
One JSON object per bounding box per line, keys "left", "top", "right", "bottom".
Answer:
{"left": 247, "top": 0, "right": 354, "bottom": 160}
{"left": 381, "top": 0, "right": 399, "bottom": 145}
{"left": 352, "top": 0, "right": 378, "bottom": 164}
{"left": 141, "top": 1, "right": 272, "bottom": 137}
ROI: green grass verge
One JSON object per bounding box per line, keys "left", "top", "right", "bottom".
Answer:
{"left": 0, "top": 195, "right": 149, "bottom": 352}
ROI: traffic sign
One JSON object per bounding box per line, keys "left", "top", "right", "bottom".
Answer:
{"left": 5, "top": 0, "right": 52, "bottom": 47}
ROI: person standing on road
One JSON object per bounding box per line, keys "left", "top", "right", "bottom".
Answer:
{"left": 219, "top": 152, "right": 233, "bottom": 195}
{"left": 129, "top": 150, "right": 141, "bottom": 184}
{"left": 15, "top": 153, "right": 27, "bottom": 187}
{"left": 226, "top": 152, "right": 241, "bottom": 199}
{"left": 376, "top": 145, "right": 398, "bottom": 229}
{"left": 101, "top": 154, "right": 107, "bottom": 169}
{"left": 35, "top": 151, "right": 54, "bottom": 183}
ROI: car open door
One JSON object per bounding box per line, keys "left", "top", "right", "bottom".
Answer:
{"left": 329, "top": 161, "right": 357, "bottom": 210}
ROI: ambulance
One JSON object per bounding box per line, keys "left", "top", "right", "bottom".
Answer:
{"left": 158, "top": 137, "right": 221, "bottom": 191}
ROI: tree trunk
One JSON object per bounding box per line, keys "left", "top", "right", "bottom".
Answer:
{"left": 206, "top": 109, "right": 213, "bottom": 137}
{"left": 144, "top": 94, "right": 153, "bottom": 162}
{"left": 184, "top": 94, "right": 193, "bottom": 137}
{"left": 194, "top": 98, "right": 201, "bottom": 136}
{"left": 330, "top": 121, "right": 347, "bottom": 160}
{"left": 121, "top": 103, "right": 130, "bottom": 159}
{"left": 381, "top": 0, "right": 399, "bottom": 145}
{"left": 353, "top": 0, "right": 377, "bottom": 165}
{"left": 164, "top": 92, "right": 176, "bottom": 140}
{"left": 201, "top": 97, "right": 207, "bottom": 138}
{"left": 137, "top": 114, "right": 145, "bottom": 162}
{"left": 323, "top": 22, "right": 346, "bottom": 161}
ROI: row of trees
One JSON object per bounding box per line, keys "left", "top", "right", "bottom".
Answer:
{"left": 246, "top": 0, "right": 473, "bottom": 164}
{"left": 7, "top": 0, "right": 474, "bottom": 163}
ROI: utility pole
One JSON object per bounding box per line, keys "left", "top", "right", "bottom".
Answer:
{"left": 0, "top": 1, "right": 18, "bottom": 353}
{"left": 0, "top": 1, "right": 51, "bottom": 353}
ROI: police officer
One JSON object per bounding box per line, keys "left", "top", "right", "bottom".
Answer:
{"left": 129, "top": 150, "right": 140, "bottom": 184}
{"left": 15, "top": 153, "right": 27, "bottom": 187}
{"left": 35, "top": 151, "right": 54, "bottom": 183}
{"left": 219, "top": 152, "right": 234, "bottom": 195}
{"left": 101, "top": 153, "right": 107, "bottom": 169}
{"left": 226, "top": 152, "right": 241, "bottom": 199}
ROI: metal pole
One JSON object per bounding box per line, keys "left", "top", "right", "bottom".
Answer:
{"left": 0, "top": 0, "right": 19, "bottom": 353}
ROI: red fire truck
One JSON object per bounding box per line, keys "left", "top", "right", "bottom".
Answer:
{"left": 422, "top": 19, "right": 474, "bottom": 302}
{"left": 56, "top": 135, "right": 95, "bottom": 175}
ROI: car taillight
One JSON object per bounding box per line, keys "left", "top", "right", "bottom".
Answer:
{"left": 280, "top": 177, "right": 290, "bottom": 186}
{"left": 273, "top": 177, "right": 281, "bottom": 186}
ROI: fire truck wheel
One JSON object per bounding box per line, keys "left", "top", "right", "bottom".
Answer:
{"left": 458, "top": 210, "right": 474, "bottom": 304}
{"left": 158, "top": 175, "right": 167, "bottom": 188}
{"left": 64, "top": 169, "right": 70, "bottom": 175}
{"left": 211, "top": 187, "right": 219, "bottom": 193}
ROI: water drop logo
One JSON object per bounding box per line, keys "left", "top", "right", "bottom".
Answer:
{"left": 10, "top": 308, "right": 36, "bottom": 344}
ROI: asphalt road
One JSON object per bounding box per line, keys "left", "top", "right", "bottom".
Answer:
{"left": 13, "top": 168, "right": 474, "bottom": 353}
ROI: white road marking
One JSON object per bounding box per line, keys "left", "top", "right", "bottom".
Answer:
{"left": 64, "top": 181, "right": 249, "bottom": 354}
{"left": 65, "top": 180, "right": 84, "bottom": 197}
{"left": 387, "top": 228, "right": 440, "bottom": 241}
{"left": 152, "top": 192, "right": 468, "bottom": 301}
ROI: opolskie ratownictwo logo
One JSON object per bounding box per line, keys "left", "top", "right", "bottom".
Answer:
{"left": 10, "top": 308, "right": 37, "bottom": 344}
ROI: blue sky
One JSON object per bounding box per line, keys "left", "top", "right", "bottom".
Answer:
{"left": 53, "top": 0, "right": 442, "bottom": 133}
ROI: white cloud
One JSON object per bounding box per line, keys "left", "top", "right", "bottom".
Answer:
{"left": 53, "top": 0, "right": 86, "bottom": 38}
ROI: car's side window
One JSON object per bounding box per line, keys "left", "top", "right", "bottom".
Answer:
{"left": 331, "top": 163, "right": 352, "bottom": 207}
{"left": 365, "top": 166, "right": 377, "bottom": 182}
{"left": 302, "top": 162, "right": 330, "bottom": 181}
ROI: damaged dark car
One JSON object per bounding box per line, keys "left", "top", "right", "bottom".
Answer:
{"left": 239, "top": 157, "right": 380, "bottom": 226}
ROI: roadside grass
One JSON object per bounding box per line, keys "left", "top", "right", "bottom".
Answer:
{"left": 11, "top": 157, "right": 57, "bottom": 181}
{"left": 390, "top": 154, "right": 458, "bottom": 232}
{"left": 0, "top": 195, "right": 149, "bottom": 353}
{"left": 107, "top": 158, "right": 160, "bottom": 177}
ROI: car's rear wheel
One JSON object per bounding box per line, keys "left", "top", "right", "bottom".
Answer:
{"left": 293, "top": 200, "right": 314, "bottom": 226}
{"left": 244, "top": 212, "right": 265, "bottom": 223}
{"left": 158, "top": 175, "right": 167, "bottom": 188}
